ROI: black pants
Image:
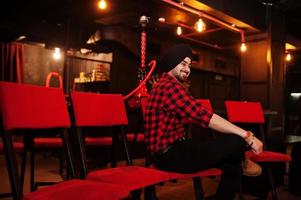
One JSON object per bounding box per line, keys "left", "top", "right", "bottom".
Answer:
{"left": 153, "top": 134, "right": 247, "bottom": 200}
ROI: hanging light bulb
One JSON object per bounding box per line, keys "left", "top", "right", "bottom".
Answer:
{"left": 98, "top": 0, "right": 107, "bottom": 10}
{"left": 158, "top": 17, "right": 166, "bottom": 23}
{"left": 176, "top": 26, "right": 182, "bottom": 35}
{"left": 53, "top": 48, "right": 61, "bottom": 60}
{"left": 240, "top": 43, "right": 247, "bottom": 52}
{"left": 286, "top": 52, "right": 292, "bottom": 62}
{"left": 195, "top": 18, "right": 206, "bottom": 32}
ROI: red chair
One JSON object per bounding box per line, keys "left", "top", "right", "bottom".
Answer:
{"left": 141, "top": 98, "right": 222, "bottom": 200}
{"left": 18, "top": 72, "right": 68, "bottom": 192}
{"left": 225, "top": 100, "right": 291, "bottom": 200}
{"left": 0, "top": 81, "right": 76, "bottom": 200}
{"left": 70, "top": 91, "right": 169, "bottom": 199}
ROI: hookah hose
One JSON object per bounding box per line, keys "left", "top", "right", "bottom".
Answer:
{"left": 123, "top": 60, "right": 156, "bottom": 101}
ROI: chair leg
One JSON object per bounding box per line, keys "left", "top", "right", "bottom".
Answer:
{"left": 62, "top": 129, "right": 76, "bottom": 179}
{"left": 2, "top": 133, "right": 22, "bottom": 200}
{"left": 193, "top": 177, "right": 204, "bottom": 200}
{"left": 58, "top": 150, "right": 64, "bottom": 177}
{"left": 30, "top": 148, "right": 36, "bottom": 191}
{"left": 144, "top": 185, "right": 157, "bottom": 200}
{"left": 131, "top": 189, "right": 142, "bottom": 200}
{"left": 267, "top": 164, "right": 278, "bottom": 200}
{"left": 120, "top": 127, "right": 133, "bottom": 165}
{"left": 111, "top": 130, "right": 118, "bottom": 167}
{"left": 0, "top": 192, "right": 13, "bottom": 198}
{"left": 20, "top": 146, "right": 27, "bottom": 192}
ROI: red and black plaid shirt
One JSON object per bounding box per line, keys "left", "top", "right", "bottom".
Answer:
{"left": 144, "top": 73, "right": 213, "bottom": 154}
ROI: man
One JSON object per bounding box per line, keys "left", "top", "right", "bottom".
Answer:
{"left": 144, "top": 44, "right": 263, "bottom": 200}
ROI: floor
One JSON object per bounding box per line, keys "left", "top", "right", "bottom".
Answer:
{"left": 0, "top": 152, "right": 300, "bottom": 200}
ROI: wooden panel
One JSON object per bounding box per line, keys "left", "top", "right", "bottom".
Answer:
{"left": 241, "top": 40, "right": 268, "bottom": 81}
{"left": 240, "top": 83, "right": 268, "bottom": 107}
{"left": 24, "top": 43, "right": 64, "bottom": 86}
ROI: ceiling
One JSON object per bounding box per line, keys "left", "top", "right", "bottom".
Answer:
{"left": 1, "top": 0, "right": 301, "bottom": 52}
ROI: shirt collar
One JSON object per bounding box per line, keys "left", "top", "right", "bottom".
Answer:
{"left": 162, "top": 73, "right": 177, "bottom": 82}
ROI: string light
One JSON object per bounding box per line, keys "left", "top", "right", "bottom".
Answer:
{"left": 53, "top": 48, "right": 61, "bottom": 60}
{"left": 240, "top": 43, "right": 247, "bottom": 52}
{"left": 98, "top": 0, "right": 107, "bottom": 10}
{"left": 158, "top": 17, "right": 166, "bottom": 23}
{"left": 195, "top": 18, "right": 206, "bottom": 32}
{"left": 176, "top": 26, "right": 182, "bottom": 35}
{"left": 286, "top": 52, "right": 292, "bottom": 62}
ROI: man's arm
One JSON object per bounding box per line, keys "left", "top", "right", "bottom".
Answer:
{"left": 208, "top": 113, "right": 263, "bottom": 154}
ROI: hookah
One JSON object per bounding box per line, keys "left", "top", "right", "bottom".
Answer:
{"left": 124, "top": 16, "right": 156, "bottom": 106}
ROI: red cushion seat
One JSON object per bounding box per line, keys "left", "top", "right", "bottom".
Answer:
{"left": 23, "top": 179, "right": 129, "bottom": 200}
{"left": 163, "top": 168, "right": 221, "bottom": 180}
{"left": 149, "top": 165, "right": 222, "bottom": 180}
{"left": 0, "top": 142, "right": 24, "bottom": 153}
{"left": 126, "top": 133, "right": 144, "bottom": 142}
{"left": 86, "top": 166, "right": 169, "bottom": 191}
{"left": 34, "top": 138, "right": 63, "bottom": 148}
{"left": 245, "top": 150, "right": 291, "bottom": 162}
{"left": 85, "top": 137, "right": 112, "bottom": 146}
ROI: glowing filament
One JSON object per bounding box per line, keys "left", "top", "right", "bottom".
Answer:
{"left": 53, "top": 48, "right": 61, "bottom": 60}
{"left": 286, "top": 53, "right": 291, "bottom": 62}
{"left": 195, "top": 18, "right": 206, "bottom": 32}
{"left": 98, "top": 0, "right": 107, "bottom": 10}
{"left": 176, "top": 26, "right": 182, "bottom": 35}
{"left": 240, "top": 43, "right": 247, "bottom": 52}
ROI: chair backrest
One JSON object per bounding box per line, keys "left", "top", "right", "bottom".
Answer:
{"left": 0, "top": 81, "right": 70, "bottom": 130}
{"left": 71, "top": 91, "right": 128, "bottom": 127}
{"left": 224, "top": 101, "right": 265, "bottom": 124}
{"left": 197, "top": 99, "right": 213, "bottom": 113}
{"left": 140, "top": 98, "right": 148, "bottom": 118}
{"left": 71, "top": 91, "right": 132, "bottom": 173}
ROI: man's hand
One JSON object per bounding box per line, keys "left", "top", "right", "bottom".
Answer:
{"left": 249, "top": 137, "right": 263, "bottom": 154}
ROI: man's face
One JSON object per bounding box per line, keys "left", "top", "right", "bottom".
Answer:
{"left": 169, "top": 57, "right": 191, "bottom": 82}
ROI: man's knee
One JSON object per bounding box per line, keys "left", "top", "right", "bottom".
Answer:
{"left": 226, "top": 134, "right": 247, "bottom": 152}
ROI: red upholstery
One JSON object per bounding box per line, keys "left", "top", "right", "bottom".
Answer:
{"left": 71, "top": 92, "right": 128, "bottom": 127}
{"left": 34, "top": 138, "right": 63, "bottom": 148}
{"left": 0, "top": 82, "right": 70, "bottom": 130}
{"left": 225, "top": 101, "right": 265, "bottom": 124}
{"left": 166, "top": 168, "right": 222, "bottom": 180}
{"left": 149, "top": 165, "right": 222, "bottom": 180}
{"left": 86, "top": 166, "right": 169, "bottom": 191}
{"left": 197, "top": 99, "right": 213, "bottom": 113}
{"left": 245, "top": 151, "right": 291, "bottom": 162}
{"left": 127, "top": 133, "right": 144, "bottom": 142}
{"left": 23, "top": 179, "right": 129, "bottom": 200}
{"left": 84, "top": 134, "right": 144, "bottom": 146}
{"left": 0, "top": 142, "right": 24, "bottom": 153}
{"left": 141, "top": 98, "right": 148, "bottom": 115}
{"left": 85, "top": 137, "right": 112, "bottom": 146}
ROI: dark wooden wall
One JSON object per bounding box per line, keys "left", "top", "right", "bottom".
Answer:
{"left": 22, "top": 26, "right": 241, "bottom": 112}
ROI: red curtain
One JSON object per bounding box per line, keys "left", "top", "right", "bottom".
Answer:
{"left": 0, "top": 42, "right": 25, "bottom": 83}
